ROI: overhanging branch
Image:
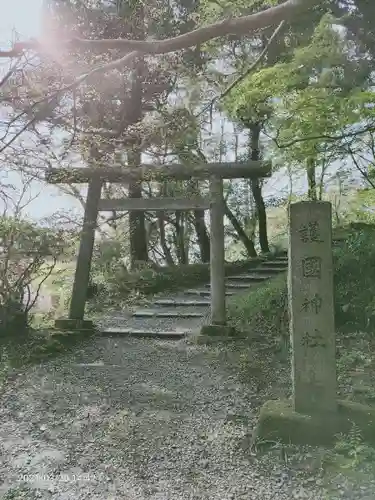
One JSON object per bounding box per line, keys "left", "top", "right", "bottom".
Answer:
{"left": 0, "top": 1, "right": 317, "bottom": 69}
{"left": 196, "top": 20, "right": 286, "bottom": 119}
{"left": 0, "top": 0, "right": 320, "bottom": 153}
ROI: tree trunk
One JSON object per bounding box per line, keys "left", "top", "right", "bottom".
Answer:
{"left": 192, "top": 210, "right": 210, "bottom": 263}
{"left": 189, "top": 180, "right": 210, "bottom": 263}
{"left": 158, "top": 213, "right": 175, "bottom": 265}
{"left": 128, "top": 180, "right": 148, "bottom": 266}
{"left": 307, "top": 158, "right": 317, "bottom": 201}
{"left": 156, "top": 182, "right": 174, "bottom": 265}
{"left": 174, "top": 211, "right": 188, "bottom": 264}
{"left": 127, "top": 6, "right": 148, "bottom": 268}
{"left": 250, "top": 123, "right": 270, "bottom": 254}
{"left": 224, "top": 201, "right": 257, "bottom": 258}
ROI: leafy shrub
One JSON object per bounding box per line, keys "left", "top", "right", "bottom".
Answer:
{"left": 332, "top": 424, "right": 375, "bottom": 469}
{"left": 334, "top": 223, "right": 375, "bottom": 331}
{"left": 0, "top": 216, "right": 66, "bottom": 335}
{"left": 91, "top": 238, "right": 128, "bottom": 282}
{"left": 88, "top": 258, "right": 275, "bottom": 308}
{"left": 228, "top": 273, "right": 288, "bottom": 340}
{"left": 228, "top": 224, "right": 375, "bottom": 338}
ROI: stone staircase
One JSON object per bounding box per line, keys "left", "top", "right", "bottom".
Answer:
{"left": 97, "top": 254, "right": 288, "bottom": 339}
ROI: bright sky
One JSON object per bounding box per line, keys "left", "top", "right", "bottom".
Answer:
{"left": 0, "top": 0, "right": 347, "bottom": 223}
{"left": 0, "top": 0, "right": 84, "bottom": 222}
{"left": 0, "top": 0, "right": 42, "bottom": 45}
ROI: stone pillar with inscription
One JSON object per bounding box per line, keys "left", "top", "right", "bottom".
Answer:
{"left": 254, "top": 200, "right": 375, "bottom": 446}
{"left": 288, "top": 201, "right": 337, "bottom": 415}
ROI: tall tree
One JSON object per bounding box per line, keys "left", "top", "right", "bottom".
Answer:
{"left": 330, "top": 0, "right": 375, "bottom": 63}
{"left": 1, "top": 0, "right": 206, "bottom": 266}
{"left": 249, "top": 123, "right": 270, "bottom": 253}
{"left": 224, "top": 14, "right": 374, "bottom": 201}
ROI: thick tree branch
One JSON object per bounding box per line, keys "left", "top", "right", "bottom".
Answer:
{"left": 1, "top": 1, "right": 312, "bottom": 58}
{"left": 0, "top": 0, "right": 318, "bottom": 153}
{"left": 347, "top": 146, "right": 375, "bottom": 190}
{"left": 0, "top": 0, "right": 317, "bottom": 99}
{"left": 197, "top": 20, "right": 286, "bottom": 118}
{"left": 271, "top": 123, "right": 375, "bottom": 149}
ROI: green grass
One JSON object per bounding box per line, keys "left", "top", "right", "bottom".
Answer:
{"left": 223, "top": 223, "right": 375, "bottom": 490}
{"left": 88, "top": 255, "right": 286, "bottom": 311}
{"left": 228, "top": 223, "right": 375, "bottom": 339}
{"left": 36, "top": 254, "right": 286, "bottom": 314}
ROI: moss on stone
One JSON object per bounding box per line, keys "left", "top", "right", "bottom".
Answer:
{"left": 200, "top": 324, "right": 237, "bottom": 337}
{"left": 254, "top": 399, "right": 375, "bottom": 447}
{"left": 54, "top": 318, "right": 95, "bottom": 331}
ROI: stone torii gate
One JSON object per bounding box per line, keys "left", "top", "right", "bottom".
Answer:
{"left": 46, "top": 161, "right": 271, "bottom": 333}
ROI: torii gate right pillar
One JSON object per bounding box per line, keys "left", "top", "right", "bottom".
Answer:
{"left": 209, "top": 176, "right": 226, "bottom": 326}
{"left": 200, "top": 176, "right": 237, "bottom": 338}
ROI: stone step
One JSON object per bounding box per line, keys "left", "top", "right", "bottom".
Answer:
{"left": 184, "top": 289, "right": 234, "bottom": 297}
{"left": 154, "top": 299, "right": 210, "bottom": 307}
{"left": 100, "top": 328, "right": 187, "bottom": 339}
{"left": 222, "top": 282, "right": 255, "bottom": 289}
{"left": 260, "top": 265, "right": 287, "bottom": 270}
{"left": 253, "top": 267, "right": 287, "bottom": 273}
{"left": 226, "top": 274, "right": 273, "bottom": 282}
{"left": 260, "top": 262, "right": 288, "bottom": 269}
{"left": 204, "top": 282, "right": 250, "bottom": 290}
{"left": 203, "top": 277, "right": 269, "bottom": 288}
{"left": 131, "top": 309, "right": 205, "bottom": 318}
{"left": 225, "top": 283, "right": 254, "bottom": 289}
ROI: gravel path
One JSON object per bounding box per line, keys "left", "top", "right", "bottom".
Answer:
{"left": 97, "top": 314, "right": 205, "bottom": 334}
{"left": 2, "top": 260, "right": 372, "bottom": 499}
{"left": 0, "top": 334, "right": 330, "bottom": 500}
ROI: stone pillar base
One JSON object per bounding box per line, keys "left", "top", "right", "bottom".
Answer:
{"left": 54, "top": 318, "right": 95, "bottom": 332}
{"left": 199, "top": 324, "right": 237, "bottom": 338}
{"left": 195, "top": 324, "right": 242, "bottom": 344}
{"left": 253, "top": 399, "right": 375, "bottom": 447}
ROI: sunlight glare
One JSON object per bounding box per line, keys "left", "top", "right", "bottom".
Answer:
{"left": 0, "top": 0, "right": 43, "bottom": 47}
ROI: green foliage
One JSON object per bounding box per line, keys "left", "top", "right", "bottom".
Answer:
{"left": 228, "top": 224, "right": 375, "bottom": 339}
{"left": 114, "top": 263, "right": 211, "bottom": 296}
{"left": 92, "top": 260, "right": 264, "bottom": 307}
{"left": 331, "top": 424, "right": 375, "bottom": 469}
{"left": 348, "top": 189, "right": 375, "bottom": 224}
{"left": 228, "top": 273, "right": 287, "bottom": 339}
{"left": 334, "top": 224, "right": 375, "bottom": 330}
{"left": 224, "top": 15, "right": 347, "bottom": 117}
{"left": 223, "top": 13, "right": 374, "bottom": 176}
{"left": 0, "top": 215, "right": 65, "bottom": 258}
{"left": 228, "top": 13, "right": 370, "bottom": 114}
{"left": 0, "top": 215, "right": 66, "bottom": 335}
{"left": 91, "top": 238, "right": 127, "bottom": 282}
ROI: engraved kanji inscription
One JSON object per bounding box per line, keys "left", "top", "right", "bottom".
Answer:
{"left": 302, "top": 256, "right": 322, "bottom": 278}
{"left": 298, "top": 221, "right": 323, "bottom": 243}
{"left": 306, "top": 364, "right": 317, "bottom": 384}
{"left": 301, "top": 293, "right": 323, "bottom": 314}
{"left": 301, "top": 329, "right": 326, "bottom": 348}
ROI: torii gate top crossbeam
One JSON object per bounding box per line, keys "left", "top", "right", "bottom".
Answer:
{"left": 45, "top": 161, "right": 271, "bottom": 184}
